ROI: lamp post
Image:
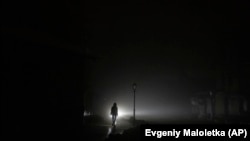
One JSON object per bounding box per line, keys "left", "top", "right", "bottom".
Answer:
{"left": 132, "top": 83, "right": 137, "bottom": 126}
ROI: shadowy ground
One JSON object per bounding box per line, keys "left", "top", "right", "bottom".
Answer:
{"left": 83, "top": 115, "right": 137, "bottom": 141}
{"left": 104, "top": 116, "right": 250, "bottom": 141}
{"left": 105, "top": 126, "right": 141, "bottom": 141}
{"left": 82, "top": 115, "right": 250, "bottom": 141}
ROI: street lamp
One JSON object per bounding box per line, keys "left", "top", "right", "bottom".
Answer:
{"left": 132, "top": 83, "right": 137, "bottom": 126}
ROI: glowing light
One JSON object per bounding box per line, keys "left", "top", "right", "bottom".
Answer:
{"left": 108, "top": 107, "right": 131, "bottom": 119}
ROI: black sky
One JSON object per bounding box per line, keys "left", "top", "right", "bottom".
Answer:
{"left": 81, "top": 1, "right": 250, "bottom": 119}
{"left": 2, "top": 0, "right": 250, "bottom": 128}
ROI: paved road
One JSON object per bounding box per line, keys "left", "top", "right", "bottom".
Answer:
{"left": 83, "top": 117, "right": 133, "bottom": 141}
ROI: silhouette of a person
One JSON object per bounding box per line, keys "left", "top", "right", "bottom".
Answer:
{"left": 110, "top": 102, "right": 118, "bottom": 126}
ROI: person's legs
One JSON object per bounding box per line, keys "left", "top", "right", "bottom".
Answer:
{"left": 111, "top": 115, "right": 117, "bottom": 126}
{"left": 112, "top": 115, "right": 115, "bottom": 126}
{"left": 114, "top": 115, "right": 117, "bottom": 125}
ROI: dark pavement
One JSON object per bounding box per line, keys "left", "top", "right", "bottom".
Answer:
{"left": 83, "top": 116, "right": 133, "bottom": 141}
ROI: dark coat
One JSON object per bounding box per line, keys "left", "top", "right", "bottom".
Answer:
{"left": 111, "top": 105, "right": 118, "bottom": 116}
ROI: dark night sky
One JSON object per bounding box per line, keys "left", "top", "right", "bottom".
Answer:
{"left": 81, "top": 1, "right": 249, "bottom": 120}
{"left": 2, "top": 0, "right": 250, "bottom": 124}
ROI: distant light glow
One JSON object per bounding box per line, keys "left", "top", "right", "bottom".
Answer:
{"left": 83, "top": 111, "right": 91, "bottom": 117}
{"left": 108, "top": 107, "right": 131, "bottom": 119}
